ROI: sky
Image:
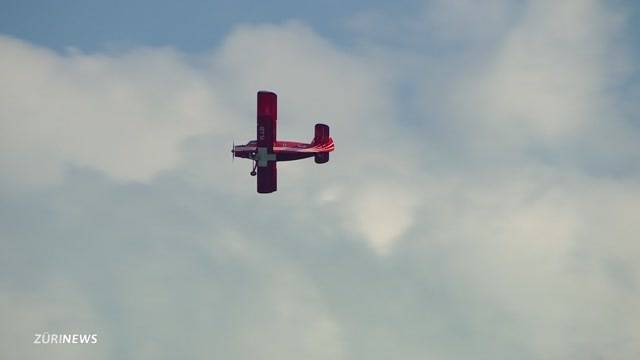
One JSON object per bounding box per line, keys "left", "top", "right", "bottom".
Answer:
{"left": 1, "top": 0, "right": 640, "bottom": 359}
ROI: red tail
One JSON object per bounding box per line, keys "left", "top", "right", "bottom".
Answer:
{"left": 312, "top": 124, "right": 329, "bottom": 144}
{"left": 313, "top": 124, "right": 331, "bottom": 164}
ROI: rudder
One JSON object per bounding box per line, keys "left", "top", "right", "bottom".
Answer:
{"left": 313, "top": 123, "right": 330, "bottom": 143}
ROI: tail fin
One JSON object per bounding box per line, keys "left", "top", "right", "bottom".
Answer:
{"left": 312, "top": 123, "right": 330, "bottom": 144}
{"left": 313, "top": 124, "right": 331, "bottom": 164}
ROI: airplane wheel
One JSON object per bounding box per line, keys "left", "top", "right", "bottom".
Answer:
{"left": 250, "top": 171, "right": 257, "bottom": 176}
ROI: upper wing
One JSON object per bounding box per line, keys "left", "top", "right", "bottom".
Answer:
{"left": 257, "top": 91, "right": 277, "bottom": 149}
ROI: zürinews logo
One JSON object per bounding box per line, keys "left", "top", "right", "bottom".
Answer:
{"left": 34, "top": 333, "right": 98, "bottom": 344}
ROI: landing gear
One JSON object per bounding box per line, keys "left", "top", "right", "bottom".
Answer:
{"left": 250, "top": 160, "right": 257, "bottom": 176}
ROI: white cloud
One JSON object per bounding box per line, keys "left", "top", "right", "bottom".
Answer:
{"left": 419, "top": 170, "right": 640, "bottom": 358}
{"left": 436, "top": 0, "right": 634, "bottom": 157}
{"left": 346, "top": 182, "right": 420, "bottom": 256}
{"left": 0, "top": 36, "right": 227, "bottom": 186}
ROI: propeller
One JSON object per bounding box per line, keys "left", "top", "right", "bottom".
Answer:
{"left": 231, "top": 140, "right": 235, "bottom": 162}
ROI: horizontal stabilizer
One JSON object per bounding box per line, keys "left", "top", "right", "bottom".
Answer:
{"left": 315, "top": 152, "right": 329, "bottom": 164}
{"left": 313, "top": 123, "right": 330, "bottom": 144}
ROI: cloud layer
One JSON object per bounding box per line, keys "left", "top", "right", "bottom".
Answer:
{"left": 1, "top": 0, "right": 639, "bottom": 359}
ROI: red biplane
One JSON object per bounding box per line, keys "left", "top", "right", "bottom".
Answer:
{"left": 232, "top": 91, "right": 335, "bottom": 193}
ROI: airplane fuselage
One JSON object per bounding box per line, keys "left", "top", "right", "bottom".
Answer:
{"left": 233, "top": 140, "right": 322, "bottom": 162}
